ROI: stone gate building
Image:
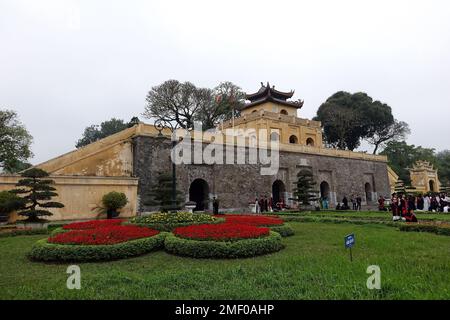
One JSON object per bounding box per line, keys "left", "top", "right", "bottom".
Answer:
{"left": 0, "top": 83, "right": 391, "bottom": 221}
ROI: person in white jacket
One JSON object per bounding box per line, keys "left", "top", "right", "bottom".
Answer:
{"left": 423, "top": 195, "right": 430, "bottom": 212}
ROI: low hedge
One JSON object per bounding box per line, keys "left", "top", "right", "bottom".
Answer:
{"left": 28, "top": 232, "right": 167, "bottom": 262}
{"left": 164, "top": 231, "right": 284, "bottom": 259}
{"left": 281, "top": 215, "right": 398, "bottom": 228}
{"left": 399, "top": 224, "right": 450, "bottom": 236}
{"left": 49, "top": 227, "right": 67, "bottom": 236}
{"left": 0, "top": 228, "right": 48, "bottom": 238}
{"left": 131, "top": 218, "right": 225, "bottom": 232}
{"left": 270, "top": 224, "right": 295, "bottom": 237}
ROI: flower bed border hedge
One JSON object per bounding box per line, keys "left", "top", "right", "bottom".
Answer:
{"left": 270, "top": 224, "right": 295, "bottom": 237}
{"left": 164, "top": 231, "right": 284, "bottom": 259}
{"left": 130, "top": 218, "right": 225, "bottom": 232}
{"left": 0, "top": 228, "right": 48, "bottom": 238}
{"left": 28, "top": 232, "right": 167, "bottom": 262}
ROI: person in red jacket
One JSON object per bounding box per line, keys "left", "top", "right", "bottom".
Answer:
{"left": 404, "top": 208, "right": 418, "bottom": 223}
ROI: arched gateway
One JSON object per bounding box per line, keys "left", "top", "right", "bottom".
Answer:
{"left": 272, "top": 180, "right": 286, "bottom": 206}
{"left": 189, "top": 179, "right": 209, "bottom": 211}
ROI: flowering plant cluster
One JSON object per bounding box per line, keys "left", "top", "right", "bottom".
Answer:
{"left": 49, "top": 225, "right": 159, "bottom": 245}
{"left": 173, "top": 223, "right": 270, "bottom": 241}
{"left": 132, "top": 212, "right": 216, "bottom": 224}
{"left": 214, "top": 215, "right": 284, "bottom": 226}
{"left": 63, "top": 219, "right": 124, "bottom": 230}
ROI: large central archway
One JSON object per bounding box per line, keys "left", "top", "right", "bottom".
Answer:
{"left": 189, "top": 179, "right": 209, "bottom": 211}
{"left": 272, "top": 180, "right": 286, "bottom": 206}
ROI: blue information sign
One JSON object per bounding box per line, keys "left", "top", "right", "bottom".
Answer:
{"left": 344, "top": 234, "right": 355, "bottom": 248}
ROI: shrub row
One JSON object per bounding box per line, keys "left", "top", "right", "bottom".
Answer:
{"left": 399, "top": 224, "right": 450, "bottom": 236}
{"left": 28, "top": 232, "right": 166, "bottom": 262}
{"left": 0, "top": 228, "right": 48, "bottom": 238}
{"left": 280, "top": 215, "right": 398, "bottom": 228}
{"left": 215, "top": 214, "right": 284, "bottom": 226}
{"left": 270, "top": 224, "right": 295, "bottom": 237}
{"left": 131, "top": 212, "right": 215, "bottom": 225}
{"left": 164, "top": 231, "right": 284, "bottom": 259}
{"left": 131, "top": 218, "right": 225, "bottom": 232}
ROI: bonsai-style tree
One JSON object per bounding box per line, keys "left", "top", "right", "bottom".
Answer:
{"left": 143, "top": 172, "right": 184, "bottom": 212}
{"left": 291, "top": 167, "right": 319, "bottom": 207}
{"left": 0, "top": 190, "right": 25, "bottom": 223}
{"left": 11, "top": 168, "right": 64, "bottom": 222}
{"left": 101, "top": 192, "right": 128, "bottom": 219}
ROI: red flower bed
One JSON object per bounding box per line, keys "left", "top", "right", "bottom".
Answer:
{"left": 214, "top": 215, "right": 284, "bottom": 226}
{"left": 173, "top": 223, "right": 270, "bottom": 241}
{"left": 63, "top": 219, "right": 124, "bottom": 230}
{"left": 49, "top": 225, "right": 159, "bottom": 245}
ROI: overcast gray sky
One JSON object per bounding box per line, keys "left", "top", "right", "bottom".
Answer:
{"left": 1, "top": 0, "right": 449, "bottom": 164}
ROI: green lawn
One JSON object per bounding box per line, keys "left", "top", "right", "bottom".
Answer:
{"left": 1, "top": 222, "right": 450, "bottom": 300}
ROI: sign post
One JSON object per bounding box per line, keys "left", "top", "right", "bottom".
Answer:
{"left": 344, "top": 233, "right": 355, "bottom": 262}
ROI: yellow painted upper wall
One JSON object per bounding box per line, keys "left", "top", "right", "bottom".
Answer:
{"left": 224, "top": 102, "right": 323, "bottom": 147}
{"left": 241, "top": 101, "right": 299, "bottom": 117}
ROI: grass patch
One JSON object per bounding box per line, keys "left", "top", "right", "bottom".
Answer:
{"left": 1, "top": 222, "right": 450, "bottom": 299}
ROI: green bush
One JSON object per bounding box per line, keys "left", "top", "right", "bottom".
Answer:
{"left": 47, "top": 224, "right": 65, "bottom": 233}
{"left": 164, "top": 231, "right": 284, "bottom": 259}
{"left": 131, "top": 212, "right": 222, "bottom": 231}
{"left": 102, "top": 192, "right": 128, "bottom": 218}
{"left": 0, "top": 191, "right": 24, "bottom": 222}
{"left": 271, "top": 224, "right": 295, "bottom": 237}
{"left": 49, "top": 227, "right": 67, "bottom": 236}
{"left": 399, "top": 224, "right": 450, "bottom": 236}
{"left": 28, "top": 232, "right": 166, "bottom": 262}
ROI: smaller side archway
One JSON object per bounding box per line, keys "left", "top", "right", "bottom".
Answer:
{"left": 429, "top": 180, "right": 435, "bottom": 192}
{"left": 365, "top": 183, "right": 373, "bottom": 203}
{"left": 306, "top": 138, "right": 315, "bottom": 146}
{"left": 272, "top": 180, "right": 286, "bottom": 206}
{"left": 280, "top": 109, "right": 288, "bottom": 115}
{"left": 189, "top": 179, "right": 210, "bottom": 211}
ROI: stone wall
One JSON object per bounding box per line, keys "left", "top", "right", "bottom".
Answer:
{"left": 0, "top": 175, "right": 139, "bottom": 222}
{"left": 133, "top": 136, "right": 390, "bottom": 212}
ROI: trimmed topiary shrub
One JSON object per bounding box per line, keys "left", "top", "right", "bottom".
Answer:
{"left": 101, "top": 192, "right": 128, "bottom": 219}
{"left": 28, "top": 232, "right": 166, "bottom": 262}
{"left": 164, "top": 231, "right": 284, "bottom": 259}
{"left": 131, "top": 212, "right": 222, "bottom": 231}
{"left": 270, "top": 224, "right": 295, "bottom": 237}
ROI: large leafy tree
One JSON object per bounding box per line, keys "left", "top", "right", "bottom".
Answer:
{"left": 381, "top": 141, "right": 437, "bottom": 184}
{"left": 76, "top": 117, "right": 139, "bottom": 148}
{"left": 11, "top": 168, "right": 64, "bottom": 222}
{"left": 314, "top": 92, "right": 405, "bottom": 152}
{"left": 0, "top": 109, "right": 33, "bottom": 173}
{"left": 144, "top": 80, "right": 245, "bottom": 131}
{"left": 436, "top": 150, "right": 450, "bottom": 186}
{"left": 366, "top": 120, "right": 410, "bottom": 154}
{"left": 195, "top": 81, "right": 245, "bottom": 130}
